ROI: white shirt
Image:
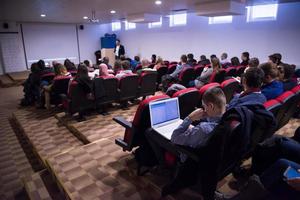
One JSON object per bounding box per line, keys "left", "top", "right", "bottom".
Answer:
{"left": 115, "top": 45, "right": 120, "bottom": 56}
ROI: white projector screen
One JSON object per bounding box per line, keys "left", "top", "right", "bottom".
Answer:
{"left": 22, "top": 23, "right": 79, "bottom": 65}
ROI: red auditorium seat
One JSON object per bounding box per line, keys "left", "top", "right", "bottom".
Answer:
{"left": 178, "top": 67, "right": 195, "bottom": 87}
{"left": 40, "top": 72, "right": 55, "bottom": 83}
{"left": 209, "top": 69, "right": 226, "bottom": 83}
{"left": 194, "top": 65, "right": 204, "bottom": 78}
{"left": 134, "top": 64, "right": 142, "bottom": 72}
{"left": 167, "top": 64, "right": 177, "bottom": 74}
{"left": 198, "top": 82, "right": 221, "bottom": 107}
{"left": 148, "top": 63, "right": 155, "bottom": 69}
{"left": 225, "top": 67, "right": 237, "bottom": 77}
{"left": 138, "top": 72, "right": 157, "bottom": 99}
{"left": 118, "top": 74, "right": 139, "bottom": 104}
{"left": 276, "top": 91, "right": 298, "bottom": 129}
{"left": 236, "top": 66, "right": 246, "bottom": 77}
{"left": 94, "top": 76, "right": 119, "bottom": 112}
{"left": 172, "top": 88, "right": 200, "bottom": 119}
{"left": 156, "top": 66, "right": 168, "bottom": 86}
{"left": 114, "top": 94, "right": 170, "bottom": 151}
{"left": 170, "top": 61, "right": 178, "bottom": 65}
{"left": 264, "top": 99, "right": 282, "bottom": 128}
{"left": 62, "top": 80, "right": 94, "bottom": 115}
{"left": 221, "top": 78, "right": 241, "bottom": 103}
{"left": 164, "top": 60, "right": 170, "bottom": 67}
{"left": 50, "top": 76, "right": 71, "bottom": 105}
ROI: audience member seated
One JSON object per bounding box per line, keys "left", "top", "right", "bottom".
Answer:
{"left": 228, "top": 67, "right": 266, "bottom": 110}
{"left": 20, "top": 63, "right": 42, "bottom": 106}
{"left": 102, "top": 57, "right": 112, "bottom": 69}
{"left": 245, "top": 57, "right": 260, "bottom": 72}
{"left": 280, "top": 63, "right": 297, "bottom": 91}
{"left": 64, "top": 59, "right": 77, "bottom": 71}
{"left": 119, "top": 55, "right": 126, "bottom": 61}
{"left": 187, "top": 53, "right": 197, "bottom": 66}
{"left": 130, "top": 56, "right": 141, "bottom": 71}
{"left": 75, "top": 63, "right": 93, "bottom": 97}
{"left": 165, "top": 83, "right": 186, "bottom": 97}
{"left": 37, "top": 59, "right": 53, "bottom": 74}
{"left": 268, "top": 53, "right": 282, "bottom": 68}
{"left": 231, "top": 57, "right": 241, "bottom": 67}
{"left": 42, "top": 64, "right": 71, "bottom": 109}
{"left": 260, "top": 62, "right": 284, "bottom": 100}
{"left": 151, "top": 54, "right": 157, "bottom": 64}
{"left": 220, "top": 53, "right": 230, "bottom": 67}
{"left": 220, "top": 131, "right": 300, "bottom": 200}
{"left": 170, "top": 55, "right": 191, "bottom": 79}
{"left": 194, "top": 57, "right": 220, "bottom": 89}
{"left": 198, "top": 55, "right": 211, "bottom": 66}
{"left": 241, "top": 52, "right": 250, "bottom": 66}
{"left": 99, "top": 63, "right": 114, "bottom": 77}
{"left": 113, "top": 60, "right": 123, "bottom": 74}
{"left": 146, "top": 88, "right": 226, "bottom": 169}
{"left": 137, "top": 59, "right": 156, "bottom": 75}
{"left": 115, "top": 60, "right": 133, "bottom": 78}
{"left": 83, "top": 60, "right": 94, "bottom": 72}
{"left": 154, "top": 57, "right": 165, "bottom": 70}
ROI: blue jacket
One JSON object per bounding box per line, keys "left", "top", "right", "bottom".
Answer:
{"left": 261, "top": 80, "right": 284, "bottom": 100}
{"left": 228, "top": 92, "right": 266, "bottom": 110}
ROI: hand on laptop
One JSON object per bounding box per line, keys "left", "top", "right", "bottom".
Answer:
{"left": 188, "top": 108, "right": 207, "bottom": 121}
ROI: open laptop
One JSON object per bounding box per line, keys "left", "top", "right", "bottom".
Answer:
{"left": 149, "top": 98, "right": 183, "bottom": 140}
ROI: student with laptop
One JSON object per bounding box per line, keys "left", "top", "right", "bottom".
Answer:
{"left": 146, "top": 87, "right": 226, "bottom": 166}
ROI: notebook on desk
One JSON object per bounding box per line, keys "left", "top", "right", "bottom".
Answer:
{"left": 149, "top": 98, "right": 183, "bottom": 140}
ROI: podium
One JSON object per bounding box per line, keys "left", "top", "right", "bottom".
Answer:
{"left": 101, "top": 49, "right": 115, "bottom": 66}
{"left": 101, "top": 34, "right": 116, "bottom": 66}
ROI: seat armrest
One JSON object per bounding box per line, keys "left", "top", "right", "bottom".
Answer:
{"left": 115, "top": 138, "right": 130, "bottom": 151}
{"left": 113, "top": 116, "right": 132, "bottom": 129}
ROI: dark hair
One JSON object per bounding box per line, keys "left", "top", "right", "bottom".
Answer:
{"left": 76, "top": 63, "right": 88, "bottom": 77}
{"left": 64, "top": 59, "right": 76, "bottom": 70}
{"left": 221, "top": 53, "right": 228, "bottom": 59}
{"left": 116, "top": 39, "right": 120, "bottom": 43}
{"left": 151, "top": 54, "right": 156, "bottom": 59}
{"left": 200, "top": 55, "right": 207, "bottom": 60}
{"left": 202, "top": 87, "right": 226, "bottom": 110}
{"left": 210, "top": 54, "right": 217, "bottom": 59}
{"left": 37, "top": 60, "right": 46, "bottom": 70}
{"left": 30, "top": 62, "right": 40, "bottom": 73}
{"left": 187, "top": 53, "right": 194, "bottom": 59}
{"left": 242, "top": 52, "right": 250, "bottom": 60}
{"left": 83, "top": 60, "right": 90, "bottom": 67}
{"left": 122, "top": 60, "right": 130, "bottom": 70}
{"left": 269, "top": 53, "right": 282, "bottom": 65}
{"left": 249, "top": 57, "right": 260, "bottom": 68}
{"left": 119, "top": 55, "right": 126, "bottom": 61}
{"left": 103, "top": 57, "right": 109, "bottom": 64}
{"left": 259, "top": 62, "right": 278, "bottom": 79}
{"left": 231, "top": 57, "right": 240, "bottom": 66}
{"left": 134, "top": 56, "right": 140, "bottom": 62}
{"left": 244, "top": 67, "right": 265, "bottom": 88}
{"left": 282, "top": 63, "right": 295, "bottom": 80}
{"left": 114, "top": 60, "right": 122, "bottom": 73}
{"left": 181, "top": 55, "right": 188, "bottom": 63}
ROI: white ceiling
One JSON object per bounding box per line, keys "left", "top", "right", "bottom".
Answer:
{"left": 0, "top": 0, "right": 299, "bottom": 24}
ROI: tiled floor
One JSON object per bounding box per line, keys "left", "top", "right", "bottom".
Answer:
{"left": 0, "top": 85, "right": 300, "bottom": 200}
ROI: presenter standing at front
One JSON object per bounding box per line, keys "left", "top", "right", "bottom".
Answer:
{"left": 114, "top": 39, "right": 125, "bottom": 59}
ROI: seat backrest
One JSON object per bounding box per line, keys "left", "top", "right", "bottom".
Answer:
{"left": 221, "top": 78, "right": 240, "bottom": 103}
{"left": 51, "top": 76, "right": 71, "bottom": 95}
{"left": 178, "top": 67, "right": 195, "bottom": 87}
{"left": 198, "top": 82, "right": 221, "bottom": 107}
{"left": 236, "top": 66, "right": 246, "bottom": 76}
{"left": 138, "top": 72, "right": 157, "bottom": 97}
{"left": 172, "top": 88, "right": 200, "bottom": 119}
{"left": 40, "top": 72, "right": 55, "bottom": 83}
{"left": 118, "top": 74, "right": 139, "bottom": 101}
{"left": 225, "top": 67, "right": 237, "bottom": 77}
{"left": 135, "top": 64, "right": 142, "bottom": 72}
{"left": 156, "top": 66, "right": 168, "bottom": 84}
{"left": 124, "top": 95, "right": 170, "bottom": 150}
{"left": 69, "top": 70, "right": 77, "bottom": 77}
{"left": 148, "top": 63, "right": 155, "bottom": 69}
{"left": 209, "top": 69, "right": 226, "bottom": 83}
{"left": 276, "top": 91, "right": 297, "bottom": 129}
{"left": 194, "top": 65, "right": 205, "bottom": 78}
{"left": 167, "top": 64, "right": 177, "bottom": 74}
{"left": 264, "top": 99, "right": 282, "bottom": 130}
{"left": 163, "top": 60, "right": 170, "bottom": 67}
{"left": 170, "top": 61, "right": 178, "bottom": 65}
{"left": 94, "top": 76, "right": 119, "bottom": 104}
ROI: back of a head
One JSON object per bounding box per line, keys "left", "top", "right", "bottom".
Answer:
{"left": 203, "top": 87, "right": 226, "bottom": 110}
{"left": 211, "top": 57, "right": 220, "bottom": 69}
{"left": 244, "top": 67, "right": 265, "bottom": 88}
{"left": 242, "top": 52, "right": 250, "bottom": 60}
{"left": 122, "top": 60, "right": 130, "bottom": 70}
{"left": 221, "top": 53, "right": 228, "bottom": 59}
{"left": 269, "top": 53, "right": 282, "bottom": 65}
{"left": 210, "top": 54, "right": 217, "bottom": 60}
{"left": 152, "top": 54, "right": 157, "bottom": 59}
{"left": 77, "top": 63, "right": 88, "bottom": 77}
{"left": 37, "top": 59, "right": 46, "bottom": 70}
{"left": 134, "top": 56, "right": 140, "bottom": 62}
{"left": 282, "top": 63, "right": 295, "bottom": 80}
{"left": 83, "top": 60, "right": 90, "bottom": 67}
{"left": 181, "top": 54, "right": 188, "bottom": 63}
{"left": 259, "top": 62, "right": 278, "bottom": 79}
{"left": 231, "top": 57, "right": 240, "bottom": 66}
{"left": 187, "top": 53, "right": 194, "bottom": 59}
{"left": 249, "top": 57, "right": 260, "bottom": 68}
{"left": 156, "top": 57, "right": 163, "bottom": 64}
{"left": 30, "top": 62, "right": 40, "bottom": 73}
{"left": 141, "top": 59, "right": 150, "bottom": 67}
{"left": 103, "top": 57, "right": 109, "bottom": 64}
{"left": 200, "top": 55, "right": 206, "bottom": 61}
{"left": 120, "top": 55, "right": 126, "bottom": 61}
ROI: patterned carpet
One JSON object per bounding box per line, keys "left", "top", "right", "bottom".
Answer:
{"left": 0, "top": 86, "right": 299, "bottom": 200}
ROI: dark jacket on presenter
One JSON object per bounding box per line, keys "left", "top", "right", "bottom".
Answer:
{"left": 114, "top": 39, "right": 125, "bottom": 59}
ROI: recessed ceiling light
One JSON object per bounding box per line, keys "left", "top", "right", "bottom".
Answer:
{"left": 83, "top": 16, "right": 88, "bottom": 19}
{"left": 40, "top": 14, "right": 46, "bottom": 17}
{"left": 155, "top": 0, "right": 162, "bottom": 5}
{"left": 110, "top": 10, "right": 116, "bottom": 14}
